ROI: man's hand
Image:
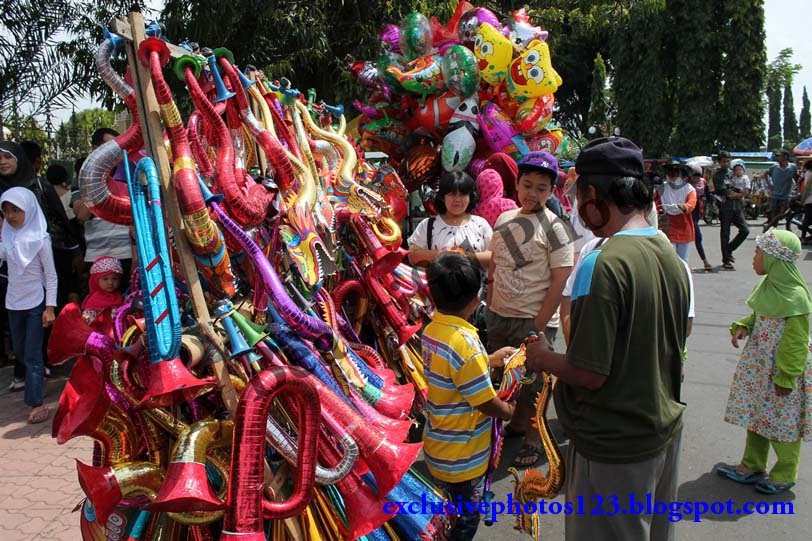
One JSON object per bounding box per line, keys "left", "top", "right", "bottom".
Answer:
{"left": 731, "top": 326, "right": 749, "bottom": 348}
{"left": 525, "top": 334, "right": 553, "bottom": 372}
{"left": 42, "top": 306, "right": 55, "bottom": 327}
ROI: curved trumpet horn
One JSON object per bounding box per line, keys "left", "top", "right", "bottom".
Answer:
{"left": 47, "top": 303, "right": 118, "bottom": 366}
{"left": 76, "top": 460, "right": 164, "bottom": 526}
{"left": 221, "top": 367, "right": 320, "bottom": 540}
{"left": 205, "top": 53, "right": 235, "bottom": 103}
{"left": 364, "top": 269, "right": 422, "bottom": 345}
{"left": 147, "top": 420, "right": 233, "bottom": 513}
{"left": 127, "top": 156, "right": 216, "bottom": 408}
{"left": 350, "top": 215, "right": 406, "bottom": 277}
{"left": 52, "top": 356, "right": 138, "bottom": 466}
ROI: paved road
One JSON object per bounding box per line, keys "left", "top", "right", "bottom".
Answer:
{"left": 0, "top": 221, "right": 808, "bottom": 540}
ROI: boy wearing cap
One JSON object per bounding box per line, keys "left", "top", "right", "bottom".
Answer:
{"left": 485, "top": 150, "right": 574, "bottom": 467}
{"left": 525, "top": 137, "right": 689, "bottom": 541}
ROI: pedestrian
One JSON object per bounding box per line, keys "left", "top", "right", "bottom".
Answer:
{"left": 687, "top": 165, "right": 713, "bottom": 271}
{"left": 763, "top": 149, "right": 798, "bottom": 222}
{"left": 485, "top": 150, "right": 573, "bottom": 468}
{"left": 713, "top": 150, "right": 749, "bottom": 270}
{"left": 0, "top": 187, "right": 57, "bottom": 424}
{"left": 799, "top": 161, "right": 812, "bottom": 245}
{"left": 656, "top": 160, "right": 696, "bottom": 262}
{"left": 525, "top": 137, "right": 690, "bottom": 541}
{"left": 81, "top": 256, "right": 125, "bottom": 332}
{"left": 716, "top": 229, "right": 812, "bottom": 495}
{"left": 73, "top": 128, "right": 134, "bottom": 299}
{"left": 422, "top": 252, "right": 515, "bottom": 541}
{"left": 471, "top": 168, "right": 517, "bottom": 228}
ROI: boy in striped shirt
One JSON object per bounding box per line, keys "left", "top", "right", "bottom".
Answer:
{"left": 423, "top": 253, "right": 516, "bottom": 540}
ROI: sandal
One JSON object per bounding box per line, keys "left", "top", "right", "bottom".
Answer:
{"left": 27, "top": 406, "right": 50, "bottom": 425}
{"left": 512, "top": 443, "right": 542, "bottom": 468}
{"left": 755, "top": 479, "right": 795, "bottom": 495}
{"left": 503, "top": 425, "right": 527, "bottom": 439}
{"left": 715, "top": 463, "right": 766, "bottom": 484}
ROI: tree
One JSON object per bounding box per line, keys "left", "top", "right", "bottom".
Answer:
{"left": 766, "top": 48, "right": 801, "bottom": 151}
{"left": 0, "top": 1, "right": 150, "bottom": 139}
{"left": 53, "top": 108, "right": 117, "bottom": 159}
{"left": 800, "top": 87, "right": 811, "bottom": 140}
{"left": 668, "top": 0, "right": 723, "bottom": 155}
{"left": 717, "top": 0, "right": 766, "bottom": 150}
{"left": 612, "top": 0, "right": 671, "bottom": 156}
{"left": 587, "top": 52, "right": 609, "bottom": 138}
{"left": 767, "top": 81, "right": 782, "bottom": 151}
{"left": 783, "top": 83, "right": 799, "bottom": 149}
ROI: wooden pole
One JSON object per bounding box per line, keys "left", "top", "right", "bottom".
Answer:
{"left": 122, "top": 11, "right": 239, "bottom": 416}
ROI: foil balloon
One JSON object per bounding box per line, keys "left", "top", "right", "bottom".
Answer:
{"left": 441, "top": 98, "right": 480, "bottom": 172}
{"left": 399, "top": 11, "right": 433, "bottom": 61}
{"left": 526, "top": 127, "right": 564, "bottom": 154}
{"left": 376, "top": 51, "right": 407, "bottom": 92}
{"left": 508, "top": 39, "right": 563, "bottom": 98}
{"left": 442, "top": 45, "right": 480, "bottom": 98}
{"left": 403, "top": 91, "right": 460, "bottom": 137}
{"left": 474, "top": 23, "right": 514, "bottom": 85}
{"left": 479, "top": 101, "right": 530, "bottom": 159}
{"left": 430, "top": 0, "right": 473, "bottom": 48}
{"left": 387, "top": 54, "right": 446, "bottom": 98}
{"left": 379, "top": 23, "right": 402, "bottom": 55}
{"left": 514, "top": 93, "right": 555, "bottom": 134}
{"left": 400, "top": 143, "right": 442, "bottom": 191}
{"left": 506, "top": 8, "right": 548, "bottom": 51}
{"left": 458, "top": 7, "right": 502, "bottom": 49}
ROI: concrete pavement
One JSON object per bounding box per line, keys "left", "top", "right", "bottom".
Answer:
{"left": 0, "top": 220, "right": 808, "bottom": 540}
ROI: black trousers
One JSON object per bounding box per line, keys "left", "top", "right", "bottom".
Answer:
{"left": 720, "top": 208, "right": 749, "bottom": 264}
{"left": 802, "top": 203, "right": 812, "bottom": 240}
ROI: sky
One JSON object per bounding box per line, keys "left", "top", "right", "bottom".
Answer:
{"left": 48, "top": 0, "right": 812, "bottom": 141}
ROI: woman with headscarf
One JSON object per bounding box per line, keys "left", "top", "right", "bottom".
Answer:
{"left": 0, "top": 187, "right": 57, "bottom": 423}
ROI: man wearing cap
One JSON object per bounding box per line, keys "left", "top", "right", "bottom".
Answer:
{"left": 525, "top": 137, "right": 690, "bottom": 541}
{"left": 763, "top": 149, "right": 798, "bottom": 221}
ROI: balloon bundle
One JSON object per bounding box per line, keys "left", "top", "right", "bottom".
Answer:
{"left": 51, "top": 22, "right": 448, "bottom": 541}
{"left": 350, "top": 3, "right": 568, "bottom": 192}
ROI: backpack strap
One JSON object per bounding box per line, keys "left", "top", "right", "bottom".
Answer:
{"left": 426, "top": 216, "right": 436, "bottom": 250}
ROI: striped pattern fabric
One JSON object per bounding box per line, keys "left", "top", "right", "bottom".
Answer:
{"left": 422, "top": 312, "right": 497, "bottom": 483}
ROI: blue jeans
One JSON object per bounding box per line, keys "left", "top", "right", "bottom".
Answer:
{"left": 8, "top": 301, "right": 45, "bottom": 407}
{"left": 433, "top": 475, "right": 485, "bottom": 541}
{"left": 671, "top": 242, "right": 690, "bottom": 262}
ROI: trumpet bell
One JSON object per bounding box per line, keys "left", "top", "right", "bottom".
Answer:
{"left": 139, "top": 358, "right": 217, "bottom": 409}
{"left": 147, "top": 462, "right": 225, "bottom": 512}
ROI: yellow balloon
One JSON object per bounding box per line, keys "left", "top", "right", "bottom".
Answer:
{"left": 507, "top": 39, "right": 562, "bottom": 98}
{"left": 474, "top": 23, "right": 514, "bottom": 85}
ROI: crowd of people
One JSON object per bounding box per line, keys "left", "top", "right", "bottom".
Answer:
{"left": 0, "top": 129, "right": 133, "bottom": 425}
{"left": 1, "top": 127, "right": 810, "bottom": 539}
{"left": 413, "top": 139, "right": 811, "bottom": 541}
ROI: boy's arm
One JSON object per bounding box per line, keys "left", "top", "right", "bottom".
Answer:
{"left": 534, "top": 266, "right": 571, "bottom": 331}
{"left": 475, "top": 397, "right": 515, "bottom": 420}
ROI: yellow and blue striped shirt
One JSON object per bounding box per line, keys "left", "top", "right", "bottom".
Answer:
{"left": 422, "top": 312, "right": 497, "bottom": 483}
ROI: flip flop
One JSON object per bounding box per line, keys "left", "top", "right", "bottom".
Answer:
{"left": 512, "top": 443, "right": 542, "bottom": 468}
{"left": 755, "top": 479, "right": 795, "bottom": 495}
{"left": 715, "top": 464, "right": 766, "bottom": 484}
{"left": 27, "top": 406, "right": 50, "bottom": 425}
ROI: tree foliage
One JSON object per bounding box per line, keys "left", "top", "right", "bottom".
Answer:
{"left": 716, "top": 0, "right": 765, "bottom": 151}
{"left": 611, "top": 0, "right": 671, "bottom": 157}
{"left": 800, "top": 87, "right": 811, "bottom": 140}
{"left": 0, "top": 0, "right": 154, "bottom": 138}
{"left": 767, "top": 80, "right": 782, "bottom": 151}
{"left": 782, "top": 82, "right": 799, "bottom": 149}
{"left": 588, "top": 52, "right": 609, "bottom": 137}
{"left": 53, "top": 108, "right": 117, "bottom": 158}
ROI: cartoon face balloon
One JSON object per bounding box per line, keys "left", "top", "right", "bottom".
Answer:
{"left": 474, "top": 23, "right": 513, "bottom": 85}
{"left": 448, "top": 96, "right": 480, "bottom": 131}
{"left": 458, "top": 7, "right": 500, "bottom": 48}
{"left": 506, "top": 8, "right": 548, "bottom": 51}
{"left": 400, "top": 12, "right": 433, "bottom": 61}
{"left": 442, "top": 45, "right": 480, "bottom": 97}
{"left": 507, "top": 40, "right": 562, "bottom": 98}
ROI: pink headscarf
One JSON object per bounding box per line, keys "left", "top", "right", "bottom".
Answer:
{"left": 82, "top": 256, "right": 125, "bottom": 312}
{"left": 472, "top": 168, "right": 518, "bottom": 227}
